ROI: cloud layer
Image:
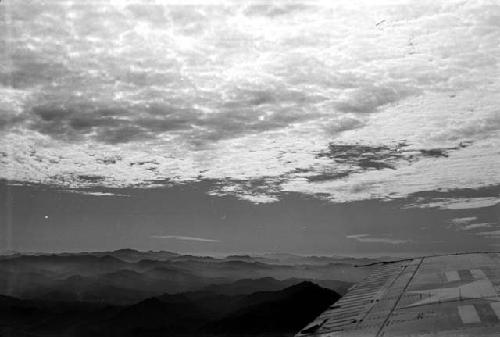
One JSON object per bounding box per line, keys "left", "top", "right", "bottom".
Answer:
{"left": 150, "top": 235, "right": 219, "bottom": 243}
{"left": 346, "top": 234, "right": 409, "bottom": 245}
{"left": 1, "top": 0, "right": 499, "bottom": 206}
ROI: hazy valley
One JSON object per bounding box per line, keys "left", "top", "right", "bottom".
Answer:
{"left": 0, "top": 249, "right": 377, "bottom": 336}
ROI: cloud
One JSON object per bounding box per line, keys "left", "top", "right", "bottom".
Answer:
{"left": 346, "top": 234, "right": 409, "bottom": 245}
{"left": 24, "top": 94, "right": 320, "bottom": 145}
{"left": 462, "top": 223, "right": 494, "bottom": 231}
{"left": 63, "top": 190, "right": 130, "bottom": 197}
{"left": 322, "top": 115, "right": 365, "bottom": 135}
{"left": 333, "top": 84, "right": 417, "bottom": 114}
{"left": 150, "top": 235, "right": 220, "bottom": 242}
{"left": 448, "top": 217, "right": 495, "bottom": 231}
{"left": 477, "top": 230, "right": 500, "bottom": 238}
{"left": 207, "top": 178, "right": 282, "bottom": 203}
{"left": 0, "top": 1, "right": 499, "bottom": 204}
{"left": 450, "top": 217, "right": 478, "bottom": 225}
{"left": 406, "top": 197, "right": 500, "bottom": 210}
{"left": 27, "top": 103, "right": 198, "bottom": 144}
{"left": 243, "top": 3, "right": 311, "bottom": 18}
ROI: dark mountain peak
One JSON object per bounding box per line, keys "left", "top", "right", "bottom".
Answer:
{"left": 112, "top": 248, "right": 139, "bottom": 253}
{"left": 227, "top": 254, "right": 253, "bottom": 259}
{"left": 136, "top": 296, "right": 164, "bottom": 308}
{"left": 284, "top": 280, "right": 319, "bottom": 291}
{"left": 203, "top": 282, "right": 340, "bottom": 335}
{"left": 0, "top": 280, "right": 342, "bottom": 337}
{"left": 237, "top": 281, "right": 338, "bottom": 308}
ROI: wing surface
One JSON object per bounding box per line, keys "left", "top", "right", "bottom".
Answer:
{"left": 297, "top": 252, "right": 500, "bottom": 337}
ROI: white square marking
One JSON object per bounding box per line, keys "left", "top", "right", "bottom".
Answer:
{"left": 458, "top": 305, "right": 480, "bottom": 324}
{"left": 470, "top": 269, "right": 487, "bottom": 280}
{"left": 490, "top": 302, "right": 500, "bottom": 320}
{"left": 445, "top": 270, "right": 460, "bottom": 282}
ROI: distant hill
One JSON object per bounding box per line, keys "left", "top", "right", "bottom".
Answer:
{"left": 203, "top": 282, "right": 340, "bottom": 336}
{"left": 0, "top": 281, "right": 339, "bottom": 337}
{"left": 0, "top": 250, "right": 371, "bottom": 305}
{"left": 202, "top": 276, "right": 352, "bottom": 296}
{"left": 94, "top": 248, "right": 180, "bottom": 263}
{"left": 0, "top": 249, "right": 362, "bottom": 336}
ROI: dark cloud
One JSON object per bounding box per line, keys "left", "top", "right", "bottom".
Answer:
{"left": 243, "top": 4, "right": 312, "bottom": 17}
{"left": 419, "top": 148, "right": 449, "bottom": 158}
{"left": 97, "top": 156, "right": 122, "bottom": 165}
{"left": 334, "top": 85, "right": 417, "bottom": 114}
{"left": 195, "top": 91, "right": 322, "bottom": 142}
{"left": 0, "top": 112, "right": 24, "bottom": 130}
{"left": 323, "top": 116, "right": 365, "bottom": 135}
{"left": 227, "top": 89, "right": 277, "bottom": 106}
{"left": 33, "top": 105, "right": 75, "bottom": 122}
{"left": 30, "top": 105, "right": 131, "bottom": 142}
{"left": 317, "top": 143, "right": 406, "bottom": 170}
{"left": 68, "top": 116, "right": 115, "bottom": 131}
{"left": 0, "top": 59, "right": 67, "bottom": 90}
{"left": 25, "top": 94, "right": 322, "bottom": 145}
{"left": 135, "top": 103, "right": 199, "bottom": 133}
{"left": 196, "top": 112, "right": 304, "bottom": 142}
{"left": 306, "top": 141, "right": 474, "bottom": 182}
{"left": 78, "top": 175, "right": 105, "bottom": 183}
{"left": 129, "top": 160, "right": 159, "bottom": 167}
{"left": 121, "top": 69, "right": 181, "bottom": 87}
{"left": 0, "top": 37, "right": 71, "bottom": 89}
{"left": 94, "top": 125, "right": 153, "bottom": 144}
{"left": 306, "top": 171, "right": 350, "bottom": 182}
{"left": 419, "top": 141, "right": 474, "bottom": 158}
{"left": 225, "top": 88, "right": 315, "bottom": 108}
{"left": 28, "top": 103, "right": 195, "bottom": 144}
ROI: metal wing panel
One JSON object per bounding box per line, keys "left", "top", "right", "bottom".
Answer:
{"left": 297, "top": 253, "right": 500, "bottom": 337}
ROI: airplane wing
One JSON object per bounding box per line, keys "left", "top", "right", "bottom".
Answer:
{"left": 296, "top": 252, "right": 500, "bottom": 337}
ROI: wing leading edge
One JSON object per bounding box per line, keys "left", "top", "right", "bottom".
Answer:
{"left": 297, "top": 252, "right": 500, "bottom": 337}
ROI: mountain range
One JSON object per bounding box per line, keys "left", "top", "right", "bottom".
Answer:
{"left": 0, "top": 249, "right": 377, "bottom": 336}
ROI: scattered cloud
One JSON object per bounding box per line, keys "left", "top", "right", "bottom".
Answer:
{"left": 477, "top": 230, "right": 500, "bottom": 239}
{"left": 150, "top": 235, "right": 220, "bottom": 242}
{"left": 462, "top": 223, "right": 493, "bottom": 231}
{"left": 450, "top": 217, "right": 478, "bottom": 225}
{"left": 346, "top": 234, "right": 409, "bottom": 245}
{"left": 63, "top": 190, "right": 130, "bottom": 197}
{"left": 333, "top": 84, "right": 417, "bottom": 114}
{"left": 406, "top": 197, "right": 500, "bottom": 210}
{"left": 1, "top": 1, "right": 499, "bottom": 204}
{"left": 207, "top": 178, "right": 281, "bottom": 204}
{"left": 448, "top": 217, "right": 495, "bottom": 231}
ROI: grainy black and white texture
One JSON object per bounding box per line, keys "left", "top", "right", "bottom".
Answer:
{"left": 0, "top": 1, "right": 499, "bottom": 255}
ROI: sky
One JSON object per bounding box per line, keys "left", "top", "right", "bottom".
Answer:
{"left": 0, "top": 0, "right": 499, "bottom": 255}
